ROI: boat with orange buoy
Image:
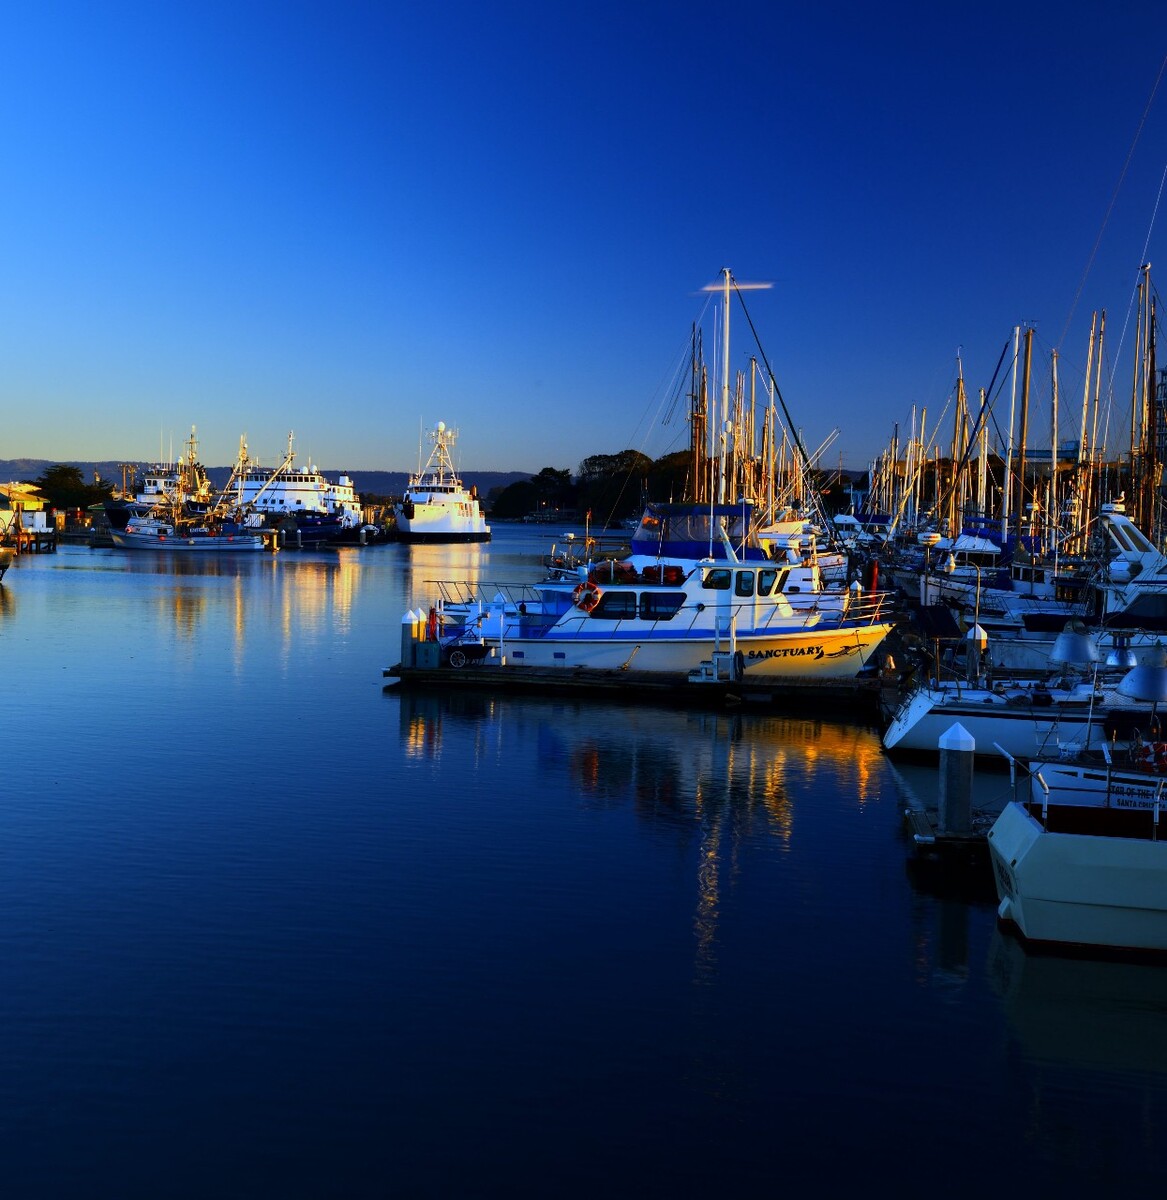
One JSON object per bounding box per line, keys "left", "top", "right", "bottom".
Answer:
{"left": 419, "top": 501, "right": 895, "bottom": 679}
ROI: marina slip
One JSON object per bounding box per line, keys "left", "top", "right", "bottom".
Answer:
{"left": 2, "top": 525, "right": 1166, "bottom": 1194}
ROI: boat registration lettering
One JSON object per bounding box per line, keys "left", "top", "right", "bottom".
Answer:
{"left": 748, "top": 645, "right": 825, "bottom": 661}
{"left": 1109, "top": 786, "right": 1158, "bottom": 809}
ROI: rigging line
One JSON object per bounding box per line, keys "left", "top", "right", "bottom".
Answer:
{"left": 1058, "top": 52, "right": 1167, "bottom": 350}
{"left": 1136, "top": 158, "right": 1167, "bottom": 269}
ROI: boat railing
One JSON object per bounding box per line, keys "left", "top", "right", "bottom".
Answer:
{"left": 428, "top": 579, "right": 895, "bottom": 650}
{"left": 833, "top": 589, "right": 897, "bottom": 627}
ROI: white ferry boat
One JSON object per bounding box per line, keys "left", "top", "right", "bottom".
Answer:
{"left": 396, "top": 422, "right": 490, "bottom": 543}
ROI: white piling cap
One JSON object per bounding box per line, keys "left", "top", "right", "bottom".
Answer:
{"left": 938, "top": 722, "right": 975, "bottom": 752}
{"left": 966, "top": 623, "right": 988, "bottom": 647}
{"left": 402, "top": 608, "right": 418, "bottom": 624}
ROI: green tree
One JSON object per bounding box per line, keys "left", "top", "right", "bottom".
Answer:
{"left": 32, "top": 465, "right": 115, "bottom": 512}
{"left": 529, "top": 466, "right": 574, "bottom": 511}
{"left": 645, "top": 451, "right": 692, "bottom": 504}
{"left": 576, "top": 450, "right": 652, "bottom": 525}
{"left": 490, "top": 479, "right": 538, "bottom": 519}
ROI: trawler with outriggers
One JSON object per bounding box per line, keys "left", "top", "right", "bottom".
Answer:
{"left": 395, "top": 421, "right": 489, "bottom": 543}
{"left": 104, "top": 427, "right": 217, "bottom": 531}
{"left": 409, "top": 501, "right": 895, "bottom": 679}
{"left": 105, "top": 427, "right": 268, "bottom": 551}
{"left": 221, "top": 432, "right": 364, "bottom": 545}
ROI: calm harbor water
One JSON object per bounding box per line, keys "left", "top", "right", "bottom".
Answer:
{"left": 1, "top": 526, "right": 1165, "bottom": 1197}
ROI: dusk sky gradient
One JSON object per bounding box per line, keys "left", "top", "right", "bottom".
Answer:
{"left": 2, "top": 1, "right": 1165, "bottom": 477}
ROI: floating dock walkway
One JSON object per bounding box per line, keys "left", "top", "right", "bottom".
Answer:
{"left": 383, "top": 658, "right": 887, "bottom": 717}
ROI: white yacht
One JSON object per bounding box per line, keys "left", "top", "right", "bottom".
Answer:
{"left": 417, "top": 502, "right": 893, "bottom": 678}
{"left": 396, "top": 422, "right": 490, "bottom": 543}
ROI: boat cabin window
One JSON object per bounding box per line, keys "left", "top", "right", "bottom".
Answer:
{"left": 639, "top": 592, "right": 685, "bottom": 621}
{"left": 757, "top": 568, "right": 778, "bottom": 597}
{"left": 735, "top": 571, "right": 755, "bottom": 598}
{"left": 593, "top": 592, "right": 637, "bottom": 619}
{"left": 702, "top": 568, "right": 731, "bottom": 591}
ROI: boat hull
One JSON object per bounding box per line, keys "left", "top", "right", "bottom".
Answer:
{"left": 1029, "top": 760, "right": 1167, "bottom": 812}
{"left": 109, "top": 529, "right": 265, "bottom": 552}
{"left": 988, "top": 801, "right": 1167, "bottom": 953}
{"left": 881, "top": 683, "right": 1149, "bottom": 760}
{"left": 396, "top": 506, "right": 490, "bottom": 543}
{"left": 397, "top": 527, "right": 491, "bottom": 544}
{"left": 485, "top": 621, "right": 892, "bottom": 678}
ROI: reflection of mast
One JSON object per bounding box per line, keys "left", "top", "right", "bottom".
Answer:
{"left": 692, "top": 779, "right": 723, "bottom": 981}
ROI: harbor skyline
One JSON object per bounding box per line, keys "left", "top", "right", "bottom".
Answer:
{"left": 0, "top": 2, "right": 1163, "bottom": 475}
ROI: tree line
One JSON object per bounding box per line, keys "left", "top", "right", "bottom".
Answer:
{"left": 486, "top": 450, "right": 857, "bottom": 524}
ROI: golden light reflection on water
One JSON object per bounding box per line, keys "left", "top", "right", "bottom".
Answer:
{"left": 119, "top": 552, "right": 368, "bottom": 674}
{"left": 393, "top": 691, "right": 890, "bottom": 990}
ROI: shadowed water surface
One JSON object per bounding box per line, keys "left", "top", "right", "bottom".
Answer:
{"left": 0, "top": 530, "right": 1164, "bottom": 1197}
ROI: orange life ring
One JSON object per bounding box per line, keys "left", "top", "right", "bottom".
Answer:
{"left": 573, "top": 581, "right": 601, "bottom": 612}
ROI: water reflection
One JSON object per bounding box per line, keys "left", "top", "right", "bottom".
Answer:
{"left": 95, "top": 549, "right": 370, "bottom": 658}
{"left": 393, "top": 690, "right": 885, "bottom": 820}
{"left": 391, "top": 689, "right": 890, "bottom": 985}
{"left": 988, "top": 930, "right": 1167, "bottom": 1074}
{"left": 398, "top": 541, "right": 492, "bottom": 615}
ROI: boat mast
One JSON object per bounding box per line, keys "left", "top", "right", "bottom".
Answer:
{"left": 1050, "top": 350, "right": 1059, "bottom": 548}
{"left": 1013, "top": 327, "right": 1033, "bottom": 546}
{"left": 719, "top": 267, "right": 731, "bottom": 504}
{"left": 1001, "top": 325, "right": 1020, "bottom": 539}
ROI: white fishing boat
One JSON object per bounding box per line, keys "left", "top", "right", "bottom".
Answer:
{"left": 424, "top": 502, "right": 893, "bottom": 678}
{"left": 105, "top": 426, "right": 217, "bottom": 530}
{"left": 396, "top": 422, "right": 489, "bottom": 543}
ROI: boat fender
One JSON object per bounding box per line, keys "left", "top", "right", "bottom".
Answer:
{"left": 426, "top": 607, "right": 438, "bottom": 640}
{"left": 733, "top": 650, "right": 745, "bottom": 682}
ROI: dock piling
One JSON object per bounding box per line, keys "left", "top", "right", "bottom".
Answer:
{"left": 938, "top": 722, "right": 975, "bottom": 835}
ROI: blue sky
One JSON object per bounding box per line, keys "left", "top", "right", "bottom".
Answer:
{"left": 1, "top": 1, "right": 1164, "bottom": 476}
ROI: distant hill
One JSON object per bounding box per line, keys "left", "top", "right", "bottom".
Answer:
{"left": 0, "top": 460, "right": 531, "bottom": 500}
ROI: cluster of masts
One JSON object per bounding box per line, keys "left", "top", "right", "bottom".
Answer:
{"left": 681, "top": 269, "right": 841, "bottom": 537}
{"left": 865, "top": 263, "right": 1162, "bottom": 553}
